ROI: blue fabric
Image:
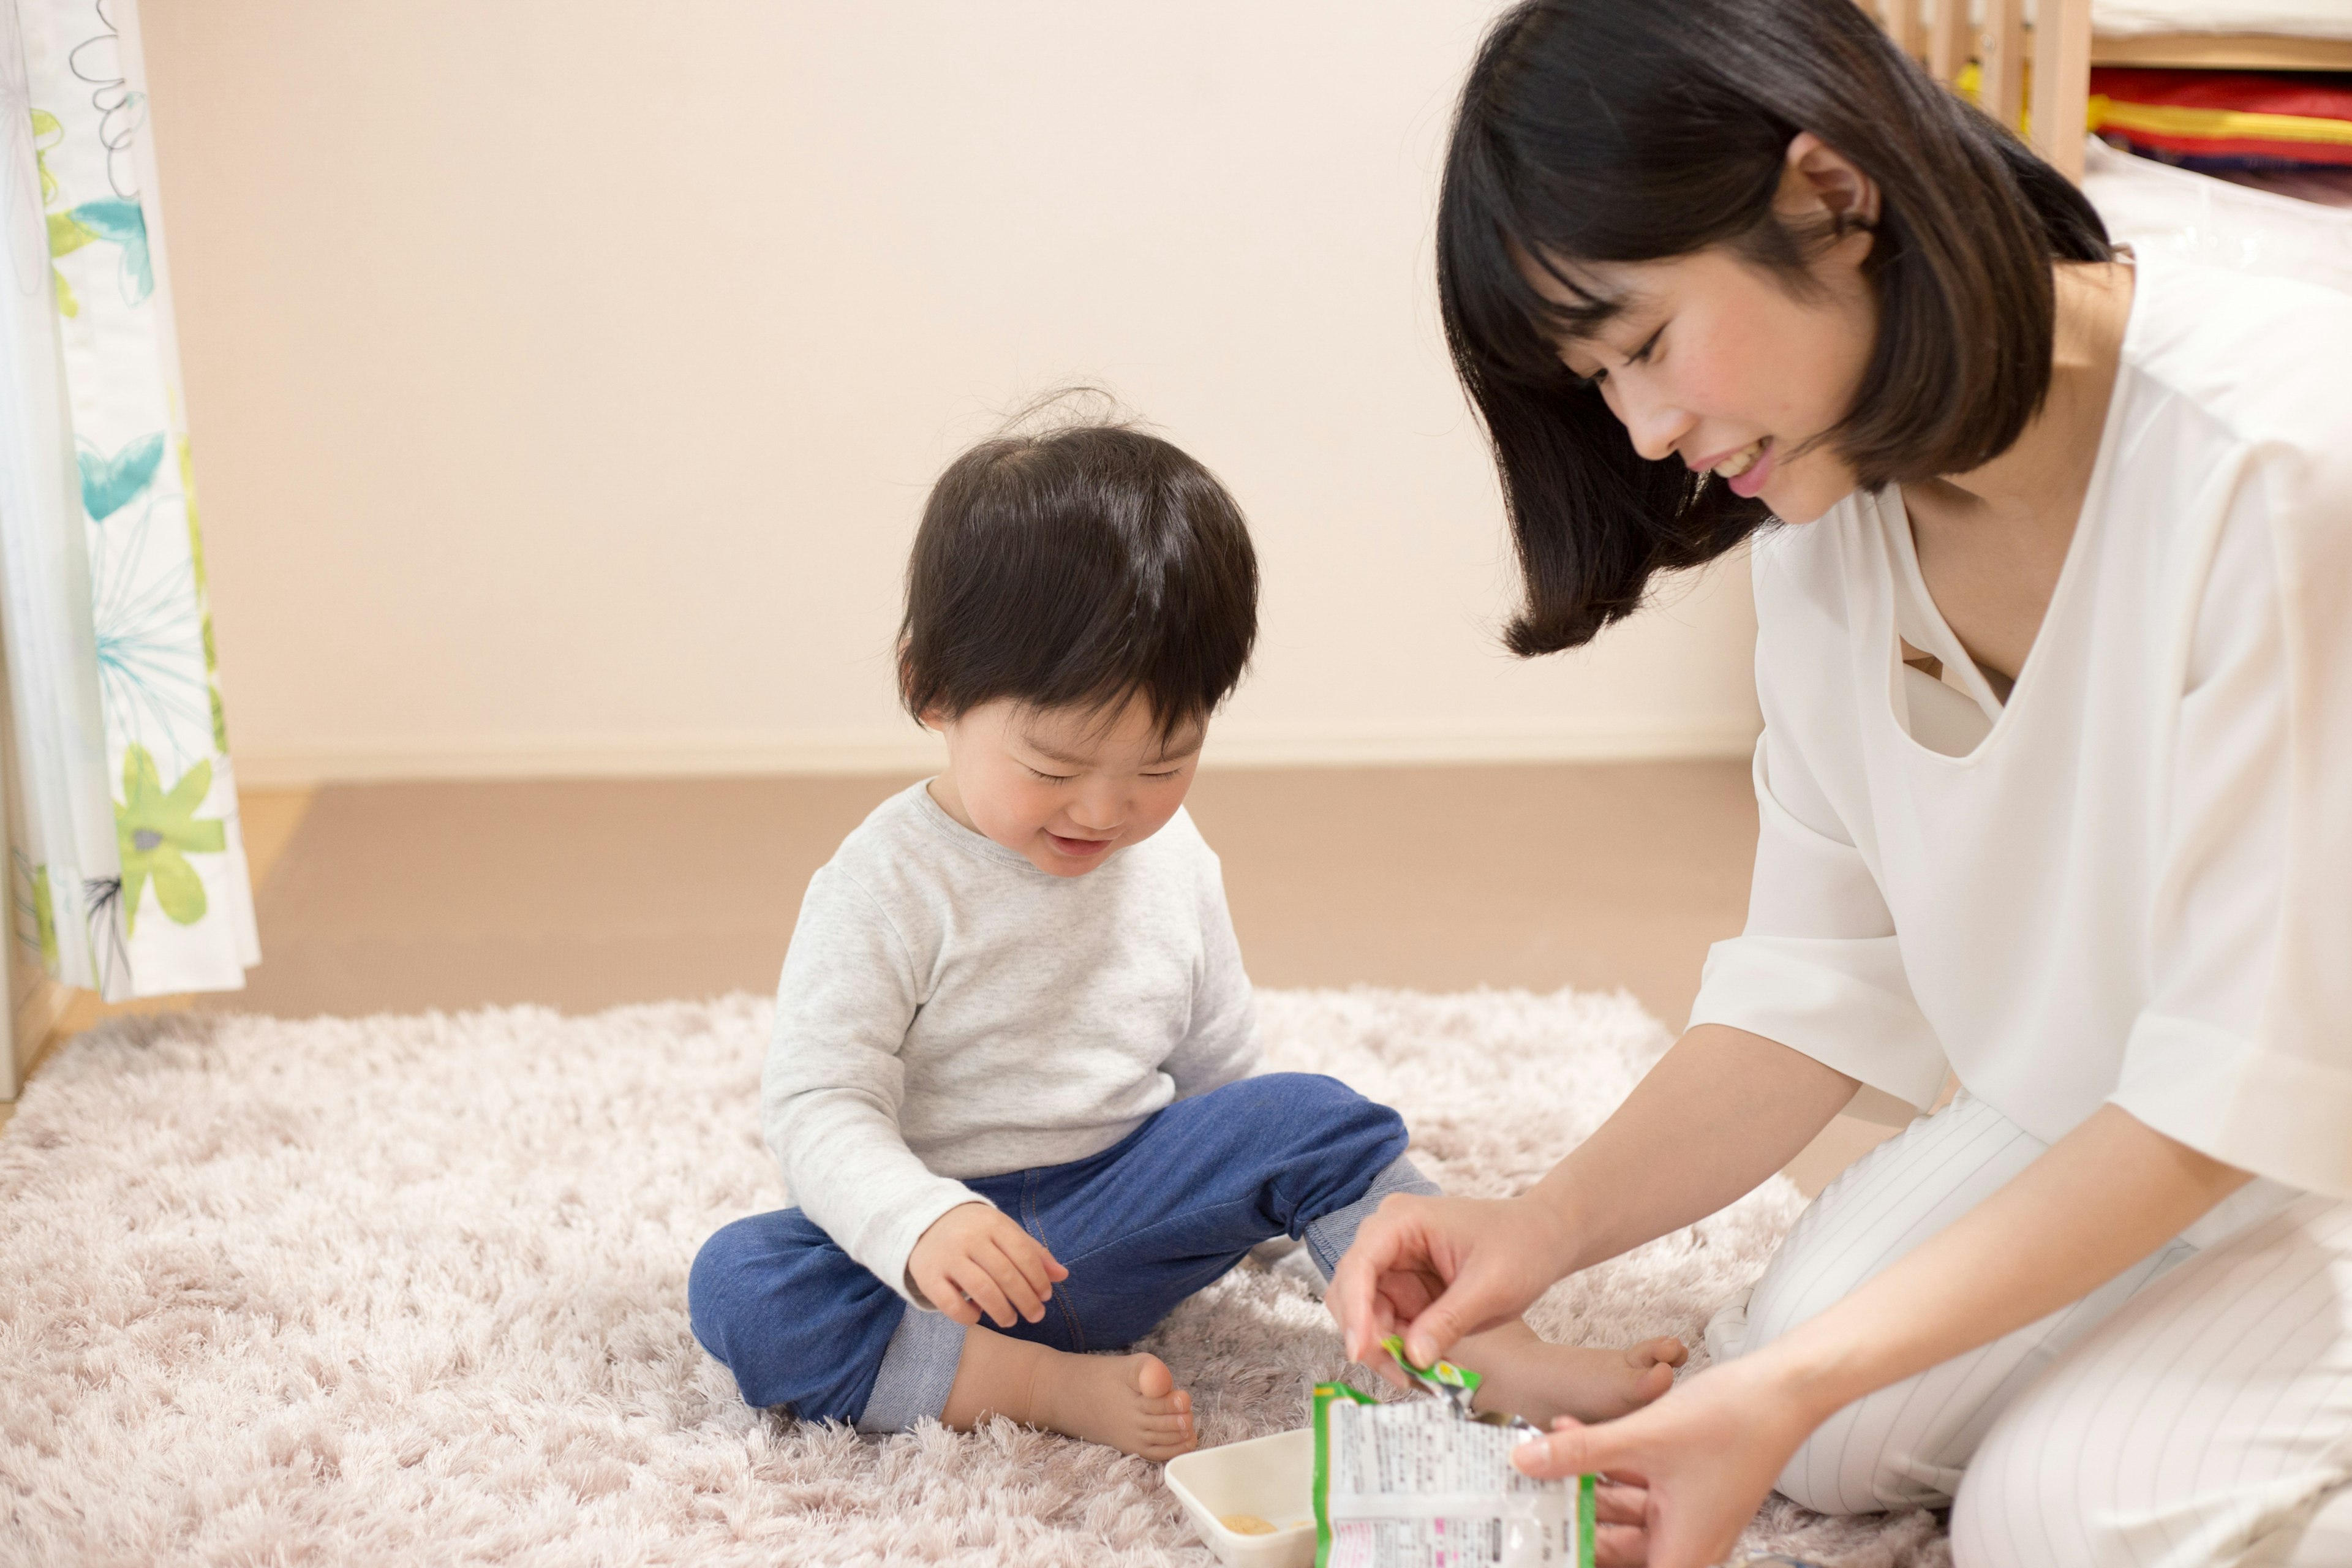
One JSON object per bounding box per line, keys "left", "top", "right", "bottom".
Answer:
{"left": 688, "top": 1071, "right": 1411, "bottom": 1424}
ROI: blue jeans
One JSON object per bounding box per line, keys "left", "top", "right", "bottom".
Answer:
{"left": 688, "top": 1072, "right": 1429, "bottom": 1430}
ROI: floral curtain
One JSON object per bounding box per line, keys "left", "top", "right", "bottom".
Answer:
{"left": 0, "top": 0, "right": 254, "bottom": 1017}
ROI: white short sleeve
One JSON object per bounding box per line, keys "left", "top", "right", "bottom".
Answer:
{"left": 2111, "top": 466, "right": 2352, "bottom": 1198}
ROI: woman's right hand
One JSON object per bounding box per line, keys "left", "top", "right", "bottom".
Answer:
{"left": 1326, "top": 1191, "right": 1582, "bottom": 1385}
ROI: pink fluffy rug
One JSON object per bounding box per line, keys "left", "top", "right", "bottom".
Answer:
{"left": 0, "top": 987, "right": 1947, "bottom": 1566}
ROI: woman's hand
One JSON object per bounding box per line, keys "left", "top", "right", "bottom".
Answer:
{"left": 1326, "top": 1191, "right": 1581, "bottom": 1384}
{"left": 1515, "top": 1356, "right": 1818, "bottom": 1568}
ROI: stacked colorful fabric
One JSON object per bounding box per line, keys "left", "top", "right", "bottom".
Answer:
{"left": 2090, "top": 69, "right": 2352, "bottom": 170}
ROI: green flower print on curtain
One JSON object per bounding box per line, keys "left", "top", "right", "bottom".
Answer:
{"left": 116, "top": 746, "right": 222, "bottom": 935}
{"left": 0, "top": 0, "right": 256, "bottom": 1014}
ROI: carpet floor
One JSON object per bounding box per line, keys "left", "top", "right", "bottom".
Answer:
{"left": 0, "top": 990, "right": 1948, "bottom": 1566}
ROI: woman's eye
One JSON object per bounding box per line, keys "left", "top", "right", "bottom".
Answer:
{"left": 1574, "top": 326, "right": 1663, "bottom": 388}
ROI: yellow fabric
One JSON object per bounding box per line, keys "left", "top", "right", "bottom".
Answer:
{"left": 2087, "top": 94, "right": 2352, "bottom": 149}
{"left": 1951, "top": 62, "right": 2352, "bottom": 147}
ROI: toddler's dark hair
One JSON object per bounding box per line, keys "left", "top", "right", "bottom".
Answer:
{"left": 899, "top": 396, "right": 1258, "bottom": 747}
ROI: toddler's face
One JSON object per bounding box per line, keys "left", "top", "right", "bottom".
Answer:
{"left": 926, "top": 695, "right": 1203, "bottom": 878}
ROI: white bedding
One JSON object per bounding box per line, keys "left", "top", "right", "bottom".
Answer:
{"left": 2092, "top": 0, "right": 2352, "bottom": 42}
{"left": 2082, "top": 137, "right": 2352, "bottom": 296}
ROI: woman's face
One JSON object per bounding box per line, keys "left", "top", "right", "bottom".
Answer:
{"left": 1534, "top": 135, "right": 1882, "bottom": 526}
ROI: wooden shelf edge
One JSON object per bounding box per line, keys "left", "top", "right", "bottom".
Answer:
{"left": 2091, "top": 32, "right": 2352, "bottom": 72}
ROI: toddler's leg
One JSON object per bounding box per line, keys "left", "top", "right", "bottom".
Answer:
{"left": 1238, "top": 1076, "right": 1687, "bottom": 1425}
{"left": 1030, "top": 1071, "right": 1427, "bottom": 1348}
{"left": 734, "top": 1199, "right": 1197, "bottom": 1458}
{"left": 884, "top": 1073, "right": 1416, "bottom": 1454}
{"left": 688, "top": 1207, "right": 909, "bottom": 1423}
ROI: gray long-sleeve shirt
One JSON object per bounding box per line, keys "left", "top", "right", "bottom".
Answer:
{"left": 760, "top": 782, "right": 1260, "bottom": 1302}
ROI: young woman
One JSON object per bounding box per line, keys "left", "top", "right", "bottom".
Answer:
{"left": 1326, "top": 2, "right": 2352, "bottom": 1565}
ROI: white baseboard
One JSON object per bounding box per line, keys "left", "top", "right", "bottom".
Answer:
{"left": 230, "top": 715, "right": 1760, "bottom": 788}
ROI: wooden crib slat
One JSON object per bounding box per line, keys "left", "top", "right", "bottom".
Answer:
{"left": 2031, "top": 0, "right": 2094, "bottom": 179}
{"left": 1887, "top": 0, "right": 1927, "bottom": 61}
{"left": 1929, "top": 0, "right": 1973, "bottom": 86}
{"left": 1983, "top": 0, "right": 2027, "bottom": 129}
{"left": 1863, "top": 0, "right": 2097, "bottom": 186}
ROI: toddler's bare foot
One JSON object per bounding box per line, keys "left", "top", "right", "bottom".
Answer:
{"left": 1031, "top": 1349, "right": 1197, "bottom": 1461}
{"left": 941, "top": 1325, "right": 1196, "bottom": 1460}
{"left": 1451, "top": 1320, "right": 1687, "bottom": 1426}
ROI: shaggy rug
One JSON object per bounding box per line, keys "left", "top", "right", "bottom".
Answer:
{"left": 0, "top": 989, "right": 1949, "bottom": 1567}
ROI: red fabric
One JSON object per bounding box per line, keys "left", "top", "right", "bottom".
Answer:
{"left": 2100, "top": 132, "right": 2352, "bottom": 167}
{"left": 2092, "top": 69, "right": 2352, "bottom": 170}
{"left": 2090, "top": 69, "right": 2352, "bottom": 123}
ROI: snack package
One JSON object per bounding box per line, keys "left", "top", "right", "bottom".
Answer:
{"left": 1312, "top": 1338, "right": 1596, "bottom": 1568}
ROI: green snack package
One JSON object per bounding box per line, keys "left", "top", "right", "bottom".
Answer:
{"left": 1312, "top": 1340, "right": 1596, "bottom": 1568}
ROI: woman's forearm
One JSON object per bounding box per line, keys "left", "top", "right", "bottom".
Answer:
{"left": 1754, "top": 1104, "right": 2251, "bottom": 1424}
{"left": 1531, "top": 1023, "right": 1866, "bottom": 1271}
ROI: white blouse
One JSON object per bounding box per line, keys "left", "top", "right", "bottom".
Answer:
{"left": 1688, "top": 255, "right": 2352, "bottom": 1200}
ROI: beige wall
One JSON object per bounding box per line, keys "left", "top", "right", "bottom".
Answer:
{"left": 141, "top": 2, "right": 1757, "bottom": 785}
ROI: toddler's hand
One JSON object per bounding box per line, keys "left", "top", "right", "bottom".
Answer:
{"left": 907, "top": 1202, "right": 1070, "bottom": 1329}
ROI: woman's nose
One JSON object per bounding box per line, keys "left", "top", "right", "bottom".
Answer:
{"left": 1610, "top": 376, "right": 1695, "bottom": 464}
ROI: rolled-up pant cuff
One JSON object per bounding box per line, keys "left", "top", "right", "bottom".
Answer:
{"left": 854, "top": 1306, "right": 968, "bottom": 1433}
{"left": 1303, "top": 1153, "right": 1439, "bottom": 1278}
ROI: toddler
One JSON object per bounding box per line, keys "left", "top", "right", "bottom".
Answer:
{"left": 688, "top": 408, "right": 1682, "bottom": 1458}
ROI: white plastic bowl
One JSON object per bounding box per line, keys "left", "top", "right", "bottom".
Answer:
{"left": 1163, "top": 1427, "right": 1317, "bottom": 1568}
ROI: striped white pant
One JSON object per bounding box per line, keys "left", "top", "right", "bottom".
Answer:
{"left": 1708, "top": 1093, "right": 2352, "bottom": 1567}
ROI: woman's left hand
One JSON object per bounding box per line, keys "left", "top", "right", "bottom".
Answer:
{"left": 1513, "top": 1356, "right": 1817, "bottom": 1568}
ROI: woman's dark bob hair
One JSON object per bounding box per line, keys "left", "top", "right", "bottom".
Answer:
{"left": 899, "top": 397, "right": 1257, "bottom": 745}
{"left": 1442, "top": 0, "right": 2113, "bottom": 654}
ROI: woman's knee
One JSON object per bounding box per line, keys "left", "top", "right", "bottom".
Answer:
{"left": 1948, "top": 1398, "right": 2090, "bottom": 1568}
{"left": 1768, "top": 1386, "right": 1970, "bottom": 1517}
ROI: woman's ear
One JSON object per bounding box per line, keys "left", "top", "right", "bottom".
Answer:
{"left": 1778, "top": 130, "right": 1882, "bottom": 238}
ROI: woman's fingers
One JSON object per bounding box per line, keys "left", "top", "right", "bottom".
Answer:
{"left": 1513, "top": 1417, "right": 1630, "bottom": 1482}
{"left": 1593, "top": 1479, "right": 1650, "bottom": 1526}
{"left": 1576, "top": 1460, "right": 1659, "bottom": 1568}
{"left": 1397, "top": 1265, "right": 1526, "bottom": 1369}
{"left": 1325, "top": 1209, "right": 1403, "bottom": 1359}
{"left": 1591, "top": 1523, "right": 1651, "bottom": 1568}
{"left": 1509, "top": 1363, "right": 1812, "bottom": 1568}
{"left": 1332, "top": 1194, "right": 1575, "bottom": 1374}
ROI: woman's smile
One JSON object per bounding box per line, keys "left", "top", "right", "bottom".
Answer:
{"left": 1717, "top": 436, "right": 1775, "bottom": 497}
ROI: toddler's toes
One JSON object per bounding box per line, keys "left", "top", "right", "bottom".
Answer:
{"left": 1131, "top": 1354, "right": 1176, "bottom": 1400}
{"left": 1628, "top": 1336, "right": 1689, "bottom": 1370}
{"left": 1139, "top": 1425, "right": 1200, "bottom": 1462}
{"left": 1627, "top": 1356, "right": 1677, "bottom": 1410}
